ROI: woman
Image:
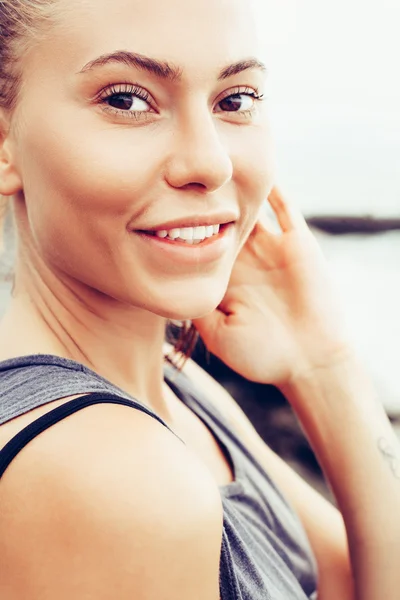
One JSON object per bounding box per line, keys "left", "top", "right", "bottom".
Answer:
{"left": 0, "top": 0, "right": 399, "bottom": 598}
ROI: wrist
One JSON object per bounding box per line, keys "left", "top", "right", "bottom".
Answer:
{"left": 278, "top": 346, "right": 370, "bottom": 415}
{"left": 277, "top": 344, "right": 362, "bottom": 392}
{"left": 278, "top": 349, "right": 390, "bottom": 479}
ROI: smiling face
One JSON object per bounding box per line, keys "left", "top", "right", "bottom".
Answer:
{"left": 8, "top": 0, "right": 274, "bottom": 319}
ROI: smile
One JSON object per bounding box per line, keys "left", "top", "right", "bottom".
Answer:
{"left": 145, "top": 224, "right": 221, "bottom": 245}
{"left": 134, "top": 222, "right": 233, "bottom": 265}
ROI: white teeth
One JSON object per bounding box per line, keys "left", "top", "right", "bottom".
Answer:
{"left": 152, "top": 224, "right": 223, "bottom": 243}
{"left": 168, "top": 228, "right": 180, "bottom": 239}
{"left": 205, "top": 226, "right": 214, "bottom": 238}
{"left": 179, "top": 227, "right": 194, "bottom": 240}
{"left": 193, "top": 225, "right": 206, "bottom": 239}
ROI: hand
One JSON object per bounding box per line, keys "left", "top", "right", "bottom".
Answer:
{"left": 193, "top": 187, "right": 352, "bottom": 387}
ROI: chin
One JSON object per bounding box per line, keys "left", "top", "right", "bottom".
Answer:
{"left": 163, "top": 304, "right": 218, "bottom": 322}
{"left": 157, "top": 297, "right": 222, "bottom": 322}
{"left": 147, "top": 282, "right": 227, "bottom": 321}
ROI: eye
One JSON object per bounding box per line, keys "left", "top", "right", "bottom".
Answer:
{"left": 106, "top": 93, "right": 150, "bottom": 112}
{"left": 217, "top": 94, "right": 255, "bottom": 113}
{"left": 215, "top": 88, "right": 264, "bottom": 114}
{"left": 97, "top": 84, "right": 154, "bottom": 117}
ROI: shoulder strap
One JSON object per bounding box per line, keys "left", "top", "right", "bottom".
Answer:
{"left": 0, "top": 392, "right": 173, "bottom": 480}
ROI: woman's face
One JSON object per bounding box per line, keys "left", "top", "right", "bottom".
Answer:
{"left": 11, "top": 0, "right": 274, "bottom": 319}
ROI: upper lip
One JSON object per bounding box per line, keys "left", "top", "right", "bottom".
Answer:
{"left": 137, "top": 212, "right": 238, "bottom": 232}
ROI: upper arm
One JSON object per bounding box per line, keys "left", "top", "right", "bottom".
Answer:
{"left": 0, "top": 403, "right": 223, "bottom": 600}
{"left": 182, "top": 356, "right": 355, "bottom": 600}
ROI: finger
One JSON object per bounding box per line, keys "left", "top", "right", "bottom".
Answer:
{"left": 256, "top": 200, "right": 281, "bottom": 236}
{"left": 267, "top": 187, "right": 309, "bottom": 234}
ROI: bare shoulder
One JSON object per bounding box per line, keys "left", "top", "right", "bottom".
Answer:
{"left": 0, "top": 401, "right": 223, "bottom": 599}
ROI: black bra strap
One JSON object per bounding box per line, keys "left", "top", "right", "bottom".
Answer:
{"left": 0, "top": 392, "right": 171, "bottom": 480}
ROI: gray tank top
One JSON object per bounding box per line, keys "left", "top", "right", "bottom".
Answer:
{"left": 0, "top": 354, "right": 318, "bottom": 599}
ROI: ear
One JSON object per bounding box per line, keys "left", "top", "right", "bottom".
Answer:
{"left": 0, "top": 110, "right": 22, "bottom": 196}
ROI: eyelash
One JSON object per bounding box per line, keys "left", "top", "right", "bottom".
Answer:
{"left": 97, "top": 83, "right": 153, "bottom": 121}
{"left": 96, "top": 83, "right": 265, "bottom": 121}
{"left": 218, "top": 86, "right": 265, "bottom": 118}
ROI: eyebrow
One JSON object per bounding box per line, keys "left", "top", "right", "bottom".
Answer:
{"left": 78, "top": 51, "right": 267, "bottom": 81}
{"left": 218, "top": 58, "right": 267, "bottom": 80}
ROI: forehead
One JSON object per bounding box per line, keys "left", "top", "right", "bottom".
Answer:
{"left": 49, "top": 0, "right": 261, "bottom": 76}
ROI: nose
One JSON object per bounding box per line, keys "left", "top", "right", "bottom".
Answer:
{"left": 164, "top": 109, "right": 233, "bottom": 193}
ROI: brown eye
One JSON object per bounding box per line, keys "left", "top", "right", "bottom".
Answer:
{"left": 108, "top": 93, "right": 135, "bottom": 110}
{"left": 217, "top": 93, "right": 256, "bottom": 113}
{"left": 105, "top": 93, "right": 151, "bottom": 112}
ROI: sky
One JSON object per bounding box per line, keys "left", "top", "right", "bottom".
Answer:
{"left": 253, "top": 0, "right": 400, "bottom": 216}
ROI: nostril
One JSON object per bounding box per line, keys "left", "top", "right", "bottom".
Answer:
{"left": 178, "top": 182, "right": 208, "bottom": 192}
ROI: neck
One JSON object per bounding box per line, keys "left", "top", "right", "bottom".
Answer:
{"left": 0, "top": 259, "right": 175, "bottom": 417}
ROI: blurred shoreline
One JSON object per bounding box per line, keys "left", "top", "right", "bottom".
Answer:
{"left": 307, "top": 215, "right": 400, "bottom": 235}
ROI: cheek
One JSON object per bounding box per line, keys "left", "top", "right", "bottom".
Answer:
{"left": 17, "top": 108, "right": 165, "bottom": 259}
{"left": 21, "top": 114, "right": 158, "bottom": 215}
{"left": 232, "top": 123, "right": 275, "bottom": 227}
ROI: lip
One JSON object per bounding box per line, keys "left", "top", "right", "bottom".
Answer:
{"left": 134, "top": 211, "right": 238, "bottom": 232}
{"left": 133, "top": 222, "right": 234, "bottom": 265}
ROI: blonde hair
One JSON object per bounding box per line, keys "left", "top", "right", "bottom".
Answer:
{"left": 0, "top": 1, "right": 56, "bottom": 275}
{"left": 0, "top": 1, "right": 57, "bottom": 111}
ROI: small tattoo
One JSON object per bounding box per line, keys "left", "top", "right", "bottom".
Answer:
{"left": 377, "top": 437, "right": 400, "bottom": 480}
